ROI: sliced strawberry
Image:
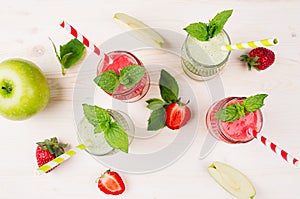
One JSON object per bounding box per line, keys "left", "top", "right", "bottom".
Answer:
{"left": 97, "top": 170, "right": 125, "bottom": 195}
{"left": 166, "top": 102, "right": 191, "bottom": 130}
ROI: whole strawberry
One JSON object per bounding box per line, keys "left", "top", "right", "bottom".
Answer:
{"left": 240, "top": 47, "right": 275, "bottom": 70}
{"left": 36, "top": 137, "right": 68, "bottom": 173}
{"left": 166, "top": 102, "right": 191, "bottom": 130}
{"left": 97, "top": 170, "right": 125, "bottom": 195}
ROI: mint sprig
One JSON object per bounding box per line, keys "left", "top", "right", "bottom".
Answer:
{"left": 184, "top": 9, "right": 233, "bottom": 41}
{"left": 147, "top": 69, "right": 182, "bottom": 131}
{"left": 214, "top": 94, "right": 268, "bottom": 122}
{"left": 82, "top": 104, "right": 128, "bottom": 153}
{"left": 50, "top": 38, "right": 85, "bottom": 75}
{"left": 94, "top": 64, "right": 146, "bottom": 93}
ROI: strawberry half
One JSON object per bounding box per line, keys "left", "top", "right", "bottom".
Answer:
{"left": 240, "top": 47, "right": 275, "bottom": 70}
{"left": 36, "top": 137, "right": 67, "bottom": 173}
{"left": 97, "top": 170, "right": 125, "bottom": 195}
{"left": 166, "top": 102, "right": 191, "bottom": 130}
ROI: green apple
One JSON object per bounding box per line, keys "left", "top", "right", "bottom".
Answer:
{"left": 208, "top": 161, "right": 256, "bottom": 199}
{"left": 114, "top": 12, "right": 165, "bottom": 48}
{"left": 0, "top": 59, "right": 50, "bottom": 120}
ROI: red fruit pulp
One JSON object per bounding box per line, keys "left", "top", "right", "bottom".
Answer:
{"left": 98, "top": 171, "right": 125, "bottom": 195}
{"left": 166, "top": 103, "right": 191, "bottom": 129}
{"left": 97, "top": 51, "right": 149, "bottom": 102}
{"left": 207, "top": 97, "right": 263, "bottom": 143}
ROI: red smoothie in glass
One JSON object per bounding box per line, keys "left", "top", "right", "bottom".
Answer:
{"left": 97, "top": 51, "right": 150, "bottom": 102}
{"left": 206, "top": 97, "right": 263, "bottom": 143}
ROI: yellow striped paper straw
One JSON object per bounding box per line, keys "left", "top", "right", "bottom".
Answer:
{"left": 221, "top": 38, "right": 278, "bottom": 51}
{"left": 36, "top": 144, "right": 86, "bottom": 175}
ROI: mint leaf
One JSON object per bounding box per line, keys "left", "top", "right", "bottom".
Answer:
{"left": 119, "top": 65, "right": 146, "bottom": 88}
{"left": 235, "top": 103, "right": 245, "bottom": 118}
{"left": 214, "top": 103, "right": 243, "bottom": 122}
{"left": 215, "top": 94, "right": 268, "bottom": 122}
{"left": 183, "top": 22, "right": 208, "bottom": 41}
{"left": 242, "top": 94, "right": 268, "bottom": 113}
{"left": 104, "top": 122, "right": 128, "bottom": 153}
{"left": 82, "top": 104, "right": 129, "bottom": 153}
{"left": 94, "top": 70, "right": 120, "bottom": 93}
{"left": 82, "top": 104, "right": 111, "bottom": 126}
{"left": 50, "top": 38, "right": 85, "bottom": 75}
{"left": 146, "top": 98, "right": 165, "bottom": 110}
{"left": 94, "top": 121, "right": 110, "bottom": 134}
{"left": 147, "top": 107, "right": 166, "bottom": 131}
{"left": 60, "top": 38, "right": 85, "bottom": 68}
{"left": 159, "top": 69, "right": 179, "bottom": 103}
{"left": 208, "top": 9, "right": 233, "bottom": 38}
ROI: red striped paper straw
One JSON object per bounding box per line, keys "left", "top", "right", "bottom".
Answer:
{"left": 251, "top": 130, "right": 299, "bottom": 167}
{"left": 60, "top": 20, "right": 101, "bottom": 56}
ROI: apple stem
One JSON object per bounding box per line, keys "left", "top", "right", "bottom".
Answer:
{"left": 2, "top": 86, "right": 12, "bottom": 93}
{"left": 61, "top": 67, "right": 66, "bottom": 76}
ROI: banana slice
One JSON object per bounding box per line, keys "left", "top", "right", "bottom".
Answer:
{"left": 114, "top": 13, "right": 164, "bottom": 48}
{"left": 208, "top": 162, "right": 256, "bottom": 199}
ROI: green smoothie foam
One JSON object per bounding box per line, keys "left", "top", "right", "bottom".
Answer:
{"left": 181, "top": 30, "right": 230, "bottom": 80}
{"left": 187, "top": 31, "right": 230, "bottom": 65}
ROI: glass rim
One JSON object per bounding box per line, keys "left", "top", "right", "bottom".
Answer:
{"left": 216, "top": 97, "right": 263, "bottom": 144}
{"left": 184, "top": 29, "right": 231, "bottom": 68}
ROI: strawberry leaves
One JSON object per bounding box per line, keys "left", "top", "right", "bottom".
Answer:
{"left": 36, "top": 137, "right": 68, "bottom": 158}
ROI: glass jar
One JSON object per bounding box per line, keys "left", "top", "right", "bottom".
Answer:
{"left": 181, "top": 30, "right": 231, "bottom": 81}
{"left": 97, "top": 50, "right": 150, "bottom": 102}
{"left": 77, "top": 109, "right": 135, "bottom": 156}
{"left": 206, "top": 97, "right": 263, "bottom": 144}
